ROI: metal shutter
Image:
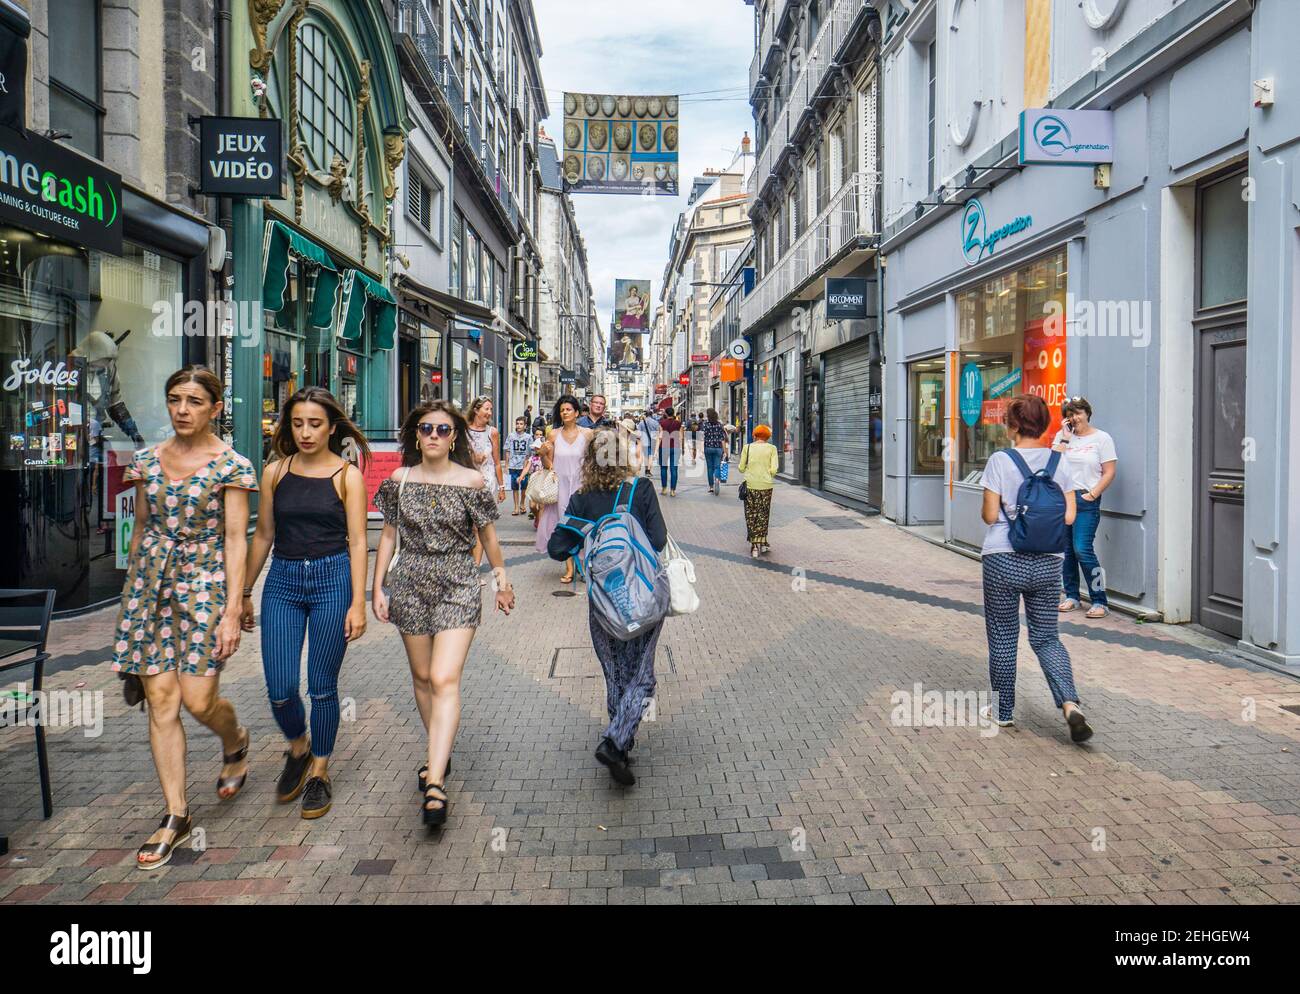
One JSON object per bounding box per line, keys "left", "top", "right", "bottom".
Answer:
{"left": 821, "top": 338, "right": 873, "bottom": 503}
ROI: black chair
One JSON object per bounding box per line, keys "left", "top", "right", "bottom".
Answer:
{"left": 0, "top": 590, "right": 56, "bottom": 838}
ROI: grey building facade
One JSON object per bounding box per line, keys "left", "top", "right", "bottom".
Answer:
{"left": 879, "top": 0, "right": 1300, "bottom": 666}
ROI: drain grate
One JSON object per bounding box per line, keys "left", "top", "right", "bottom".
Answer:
{"left": 806, "top": 516, "right": 866, "bottom": 530}
{"left": 548, "top": 646, "right": 675, "bottom": 678}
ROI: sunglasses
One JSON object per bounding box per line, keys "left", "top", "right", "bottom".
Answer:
{"left": 417, "top": 423, "right": 455, "bottom": 438}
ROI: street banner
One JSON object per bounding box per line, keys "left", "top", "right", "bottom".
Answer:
{"left": 614, "top": 278, "right": 650, "bottom": 332}
{"left": 563, "top": 92, "right": 678, "bottom": 196}
{"left": 609, "top": 335, "right": 644, "bottom": 372}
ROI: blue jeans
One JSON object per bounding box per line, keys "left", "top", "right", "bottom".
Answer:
{"left": 704, "top": 447, "right": 724, "bottom": 488}
{"left": 260, "top": 551, "right": 353, "bottom": 757}
{"left": 659, "top": 451, "right": 678, "bottom": 490}
{"left": 1062, "top": 491, "right": 1107, "bottom": 607}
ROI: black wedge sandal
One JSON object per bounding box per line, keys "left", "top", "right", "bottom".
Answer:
{"left": 217, "top": 726, "right": 250, "bottom": 800}
{"left": 417, "top": 755, "right": 451, "bottom": 792}
{"left": 422, "top": 783, "right": 449, "bottom": 827}
{"left": 136, "top": 812, "right": 192, "bottom": 871}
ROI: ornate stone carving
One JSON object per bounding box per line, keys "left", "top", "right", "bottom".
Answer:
{"left": 248, "top": 0, "right": 286, "bottom": 74}
{"left": 383, "top": 132, "right": 406, "bottom": 203}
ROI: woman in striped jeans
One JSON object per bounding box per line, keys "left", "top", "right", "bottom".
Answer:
{"left": 978, "top": 395, "right": 1093, "bottom": 743}
{"left": 241, "top": 388, "right": 372, "bottom": 818}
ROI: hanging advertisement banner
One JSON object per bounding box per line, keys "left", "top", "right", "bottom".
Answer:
{"left": 563, "top": 92, "right": 678, "bottom": 196}
{"left": 614, "top": 278, "right": 651, "bottom": 331}
{"left": 608, "top": 335, "right": 644, "bottom": 372}
{"left": 198, "top": 115, "right": 284, "bottom": 197}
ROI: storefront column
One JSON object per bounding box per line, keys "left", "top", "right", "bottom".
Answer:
{"left": 231, "top": 198, "right": 267, "bottom": 481}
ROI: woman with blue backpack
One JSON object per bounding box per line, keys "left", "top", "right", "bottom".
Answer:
{"left": 548, "top": 427, "right": 669, "bottom": 787}
{"left": 979, "top": 395, "right": 1093, "bottom": 743}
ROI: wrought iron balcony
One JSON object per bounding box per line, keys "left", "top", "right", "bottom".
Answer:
{"left": 397, "top": 0, "right": 443, "bottom": 80}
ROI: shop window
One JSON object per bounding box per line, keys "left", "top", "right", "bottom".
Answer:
{"left": 910, "top": 358, "right": 946, "bottom": 474}
{"left": 956, "top": 248, "right": 1067, "bottom": 478}
{"left": 297, "top": 21, "right": 355, "bottom": 172}
{"left": 48, "top": 0, "right": 103, "bottom": 157}
{"left": 451, "top": 341, "right": 465, "bottom": 407}
{"left": 450, "top": 211, "right": 463, "bottom": 295}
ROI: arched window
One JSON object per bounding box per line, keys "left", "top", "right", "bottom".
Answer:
{"left": 297, "top": 22, "right": 355, "bottom": 171}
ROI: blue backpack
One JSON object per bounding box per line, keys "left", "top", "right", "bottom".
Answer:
{"left": 556, "top": 477, "right": 670, "bottom": 641}
{"left": 1000, "top": 449, "right": 1068, "bottom": 554}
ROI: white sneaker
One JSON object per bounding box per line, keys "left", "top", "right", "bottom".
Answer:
{"left": 980, "top": 704, "right": 1014, "bottom": 727}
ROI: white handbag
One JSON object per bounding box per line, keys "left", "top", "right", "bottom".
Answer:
{"left": 661, "top": 534, "right": 699, "bottom": 616}
{"left": 526, "top": 467, "right": 559, "bottom": 506}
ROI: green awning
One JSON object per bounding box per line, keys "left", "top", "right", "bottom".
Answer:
{"left": 262, "top": 220, "right": 340, "bottom": 329}
{"left": 336, "top": 267, "right": 398, "bottom": 350}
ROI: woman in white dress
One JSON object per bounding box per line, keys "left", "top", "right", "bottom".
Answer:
{"left": 533, "top": 394, "right": 592, "bottom": 583}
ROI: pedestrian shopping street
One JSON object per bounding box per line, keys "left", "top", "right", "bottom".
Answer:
{"left": 2, "top": 466, "right": 1299, "bottom": 906}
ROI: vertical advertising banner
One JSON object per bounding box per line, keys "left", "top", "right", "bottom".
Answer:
{"left": 563, "top": 93, "right": 679, "bottom": 196}
{"left": 609, "top": 278, "right": 649, "bottom": 373}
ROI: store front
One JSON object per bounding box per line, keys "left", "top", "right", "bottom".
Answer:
{"left": 751, "top": 318, "right": 803, "bottom": 482}
{"left": 229, "top": 0, "right": 410, "bottom": 478}
{"left": 0, "top": 131, "right": 212, "bottom": 611}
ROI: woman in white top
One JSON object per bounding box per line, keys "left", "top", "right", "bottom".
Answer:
{"left": 1051, "top": 396, "right": 1117, "bottom": 618}
{"left": 979, "top": 395, "right": 1093, "bottom": 743}
{"left": 466, "top": 397, "right": 506, "bottom": 569}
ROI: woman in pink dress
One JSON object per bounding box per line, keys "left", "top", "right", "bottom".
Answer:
{"left": 534, "top": 394, "right": 592, "bottom": 583}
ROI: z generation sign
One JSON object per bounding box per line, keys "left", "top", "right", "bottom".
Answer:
{"left": 1019, "top": 109, "right": 1114, "bottom": 166}
{"left": 563, "top": 93, "right": 678, "bottom": 196}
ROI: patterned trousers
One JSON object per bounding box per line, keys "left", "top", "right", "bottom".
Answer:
{"left": 589, "top": 607, "right": 662, "bottom": 753}
{"left": 744, "top": 488, "right": 773, "bottom": 545}
{"left": 982, "top": 553, "right": 1080, "bottom": 722}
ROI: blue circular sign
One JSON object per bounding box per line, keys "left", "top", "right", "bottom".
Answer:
{"left": 959, "top": 363, "right": 983, "bottom": 426}
{"left": 961, "top": 199, "right": 987, "bottom": 266}
{"left": 1032, "top": 114, "right": 1072, "bottom": 157}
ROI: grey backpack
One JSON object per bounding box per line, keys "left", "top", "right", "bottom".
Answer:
{"left": 556, "top": 477, "right": 670, "bottom": 641}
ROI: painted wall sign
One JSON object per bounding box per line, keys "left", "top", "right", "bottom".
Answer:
{"left": 1019, "top": 109, "right": 1114, "bottom": 166}
{"left": 0, "top": 128, "right": 123, "bottom": 254}
{"left": 961, "top": 198, "right": 1032, "bottom": 266}
{"left": 825, "top": 277, "right": 870, "bottom": 320}
{"left": 199, "top": 116, "right": 283, "bottom": 196}
{"left": 959, "top": 362, "right": 983, "bottom": 427}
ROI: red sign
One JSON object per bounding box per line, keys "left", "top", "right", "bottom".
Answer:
{"left": 690, "top": 353, "right": 709, "bottom": 363}
{"left": 677, "top": 373, "right": 690, "bottom": 386}
{"left": 343, "top": 354, "right": 359, "bottom": 375}
{"left": 654, "top": 384, "right": 668, "bottom": 395}
{"left": 1022, "top": 317, "right": 1067, "bottom": 443}
{"left": 431, "top": 370, "right": 443, "bottom": 384}
{"left": 364, "top": 443, "right": 405, "bottom": 517}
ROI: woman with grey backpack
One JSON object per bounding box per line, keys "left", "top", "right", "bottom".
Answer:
{"left": 548, "top": 428, "right": 668, "bottom": 786}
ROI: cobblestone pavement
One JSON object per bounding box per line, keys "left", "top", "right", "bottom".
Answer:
{"left": 4, "top": 455, "right": 1300, "bottom": 905}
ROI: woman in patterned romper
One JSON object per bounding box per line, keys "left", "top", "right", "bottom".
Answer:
{"left": 372, "top": 401, "right": 516, "bottom": 828}
{"left": 111, "top": 366, "right": 257, "bottom": 869}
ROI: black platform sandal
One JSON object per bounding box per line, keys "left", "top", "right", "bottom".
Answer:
{"left": 217, "top": 726, "right": 250, "bottom": 800}
{"left": 417, "top": 755, "right": 451, "bottom": 792}
{"left": 136, "top": 812, "right": 192, "bottom": 871}
{"left": 422, "top": 783, "right": 449, "bottom": 827}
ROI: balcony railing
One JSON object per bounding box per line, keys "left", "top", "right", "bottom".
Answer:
{"left": 398, "top": 0, "right": 442, "bottom": 79}
{"left": 751, "top": 0, "right": 860, "bottom": 199}
{"left": 740, "top": 170, "right": 879, "bottom": 333}
{"left": 749, "top": 47, "right": 762, "bottom": 102}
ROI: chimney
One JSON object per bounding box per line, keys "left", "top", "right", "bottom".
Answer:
{"left": 741, "top": 131, "right": 752, "bottom": 155}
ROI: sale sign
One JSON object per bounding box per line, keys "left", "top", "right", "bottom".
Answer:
{"left": 1022, "top": 316, "right": 1067, "bottom": 443}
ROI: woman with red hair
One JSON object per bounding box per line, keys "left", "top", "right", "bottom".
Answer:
{"left": 738, "top": 424, "right": 779, "bottom": 557}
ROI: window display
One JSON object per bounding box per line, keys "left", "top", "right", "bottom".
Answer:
{"left": 910, "top": 357, "right": 946, "bottom": 474}
{"left": 956, "top": 249, "right": 1067, "bottom": 477}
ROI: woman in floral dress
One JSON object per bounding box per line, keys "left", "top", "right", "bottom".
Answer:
{"left": 111, "top": 366, "right": 257, "bottom": 869}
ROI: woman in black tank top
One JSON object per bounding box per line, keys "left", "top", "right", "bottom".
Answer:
{"left": 241, "top": 388, "right": 371, "bottom": 820}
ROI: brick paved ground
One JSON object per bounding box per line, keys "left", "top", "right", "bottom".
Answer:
{"left": 3, "top": 454, "right": 1300, "bottom": 905}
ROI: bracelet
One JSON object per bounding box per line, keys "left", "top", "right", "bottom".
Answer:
{"left": 242, "top": 588, "right": 253, "bottom": 596}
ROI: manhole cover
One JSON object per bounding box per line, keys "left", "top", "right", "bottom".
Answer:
{"left": 548, "top": 646, "right": 675, "bottom": 677}
{"left": 806, "top": 516, "right": 865, "bottom": 530}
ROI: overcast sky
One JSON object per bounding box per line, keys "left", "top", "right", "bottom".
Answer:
{"left": 533, "top": 0, "right": 756, "bottom": 338}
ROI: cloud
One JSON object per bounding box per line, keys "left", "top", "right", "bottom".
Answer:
{"left": 534, "top": 0, "right": 754, "bottom": 330}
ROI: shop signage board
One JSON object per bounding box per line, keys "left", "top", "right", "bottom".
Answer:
{"left": 199, "top": 116, "right": 283, "bottom": 196}
{"left": 512, "top": 340, "right": 538, "bottom": 362}
{"left": 959, "top": 362, "right": 983, "bottom": 427}
{"left": 988, "top": 368, "right": 1022, "bottom": 398}
{"left": 825, "top": 277, "right": 870, "bottom": 320}
{"left": 677, "top": 373, "right": 690, "bottom": 386}
{"left": 0, "top": 128, "right": 123, "bottom": 254}
{"left": 727, "top": 338, "right": 751, "bottom": 360}
{"left": 115, "top": 489, "right": 135, "bottom": 570}
{"left": 690, "top": 354, "right": 709, "bottom": 363}
{"left": 961, "top": 198, "right": 1032, "bottom": 267}
{"left": 1019, "top": 109, "right": 1114, "bottom": 166}
{"left": 2, "top": 355, "right": 86, "bottom": 469}
{"left": 560, "top": 368, "right": 577, "bottom": 384}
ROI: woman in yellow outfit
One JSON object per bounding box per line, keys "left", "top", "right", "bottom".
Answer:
{"left": 738, "top": 424, "right": 780, "bottom": 558}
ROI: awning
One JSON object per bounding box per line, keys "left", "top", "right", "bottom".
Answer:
{"left": 337, "top": 267, "right": 398, "bottom": 350}
{"left": 262, "top": 220, "right": 339, "bottom": 329}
